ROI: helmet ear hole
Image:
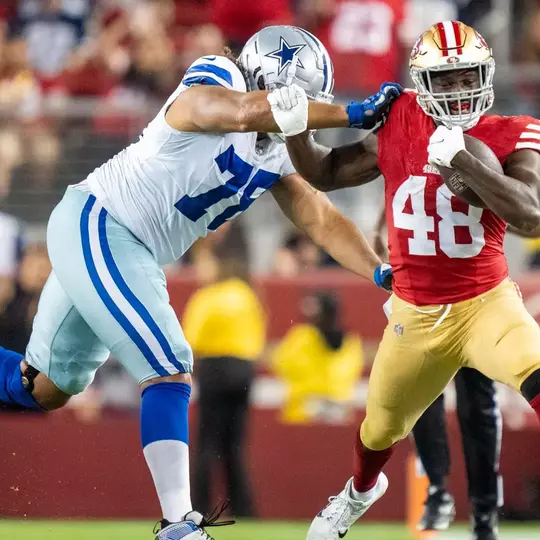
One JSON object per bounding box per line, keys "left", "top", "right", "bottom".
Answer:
{"left": 257, "top": 75, "right": 265, "bottom": 91}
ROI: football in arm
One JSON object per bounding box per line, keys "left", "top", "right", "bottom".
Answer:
{"left": 438, "top": 135, "right": 503, "bottom": 208}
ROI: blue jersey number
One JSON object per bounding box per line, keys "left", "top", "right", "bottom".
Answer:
{"left": 175, "top": 145, "right": 280, "bottom": 231}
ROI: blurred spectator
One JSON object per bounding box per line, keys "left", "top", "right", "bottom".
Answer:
{"left": 0, "top": 211, "right": 23, "bottom": 316}
{"left": 273, "top": 230, "right": 337, "bottom": 276}
{"left": 184, "top": 248, "right": 265, "bottom": 517}
{"left": 271, "top": 291, "right": 363, "bottom": 424}
{"left": 179, "top": 23, "right": 226, "bottom": 73}
{"left": 519, "top": 0, "right": 540, "bottom": 63}
{"left": 316, "top": 0, "right": 408, "bottom": 95}
{"left": 8, "top": 0, "right": 93, "bottom": 93}
{"left": 211, "top": 0, "right": 293, "bottom": 52}
{"left": 313, "top": 0, "right": 458, "bottom": 96}
{"left": 0, "top": 241, "right": 50, "bottom": 355}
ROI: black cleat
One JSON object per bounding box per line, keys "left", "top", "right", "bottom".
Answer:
{"left": 472, "top": 509, "right": 499, "bottom": 540}
{"left": 417, "top": 488, "right": 456, "bottom": 531}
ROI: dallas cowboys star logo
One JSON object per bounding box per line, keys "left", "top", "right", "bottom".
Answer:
{"left": 265, "top": 37, "right": 306, "bottom": 75}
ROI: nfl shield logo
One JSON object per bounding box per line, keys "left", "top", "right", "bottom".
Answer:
{"left": 394, "top": 323, "right": 404, "bottom": 337}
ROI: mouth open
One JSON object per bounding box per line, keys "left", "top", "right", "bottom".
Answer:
{"left": 450, "top": 101, "right": 471, "bottom": 114}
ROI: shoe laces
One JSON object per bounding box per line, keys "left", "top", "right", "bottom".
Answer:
{"left": 200, "top": 500, "right": 236, "bottom": 529}
{"left": 324, "top": 493, "right": 358, "bottom": 533}
{"left": 153, "top": 501, "right": 236, "bottom": 539}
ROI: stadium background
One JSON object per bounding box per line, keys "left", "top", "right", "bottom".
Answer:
{"left": 1, "top": 0, "right": 540, "bottom": 538}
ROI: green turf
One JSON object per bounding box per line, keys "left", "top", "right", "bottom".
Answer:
{"left": 0, "top": 520, "right": 538, "bottom": 540}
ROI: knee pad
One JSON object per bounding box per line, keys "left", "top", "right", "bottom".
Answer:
{"left": 361, "top": 418, "right": 407, "bottom": 451}
{"left": 521, "top": 368, "right": 540, "bottom": 403}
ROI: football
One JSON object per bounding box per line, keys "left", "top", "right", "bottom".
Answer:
{"left": 438, "top": 135, "right": 503, "bottom": 208}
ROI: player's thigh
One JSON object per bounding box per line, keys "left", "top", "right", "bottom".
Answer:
{"left": 362, "top": 302, "right": 459, "bottom": 450}
{"left": 464, "top": 281, "right": 540, "bottom": 391}
{"left": 26, "top": 271, "right": 109, "bottom": 395}
{"left": 47, "top": 188, "right": 192, "bottom": 385}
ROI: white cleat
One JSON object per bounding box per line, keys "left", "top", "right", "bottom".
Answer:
{"left": 155, "top": 510, "right": 232, "bottom": 540}
{"left": 307, "top": 474, "right": 389, "bottom": 540}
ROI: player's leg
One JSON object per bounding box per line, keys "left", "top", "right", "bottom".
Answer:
{"left": 193, "top": 359, "right": 227, "bottom": 515}
{"left": 308, "top": 298, "right": 460, "bottom": 540}
{"left": 464, "top": 279, "right": 540, "bottom": 424}
{"left": 222, "top": 359, "right": 256, "bottom": 518}
{"left": 412, "top": 392, "right": 456, "bottom": 531}
{"left": 62, "top": 191, "right": 229, "bottom": 538}
{"left": 0, "top": 271, "right": 109, "bottom": 411}
{"left": 455, "top": 368, "right": 501, "bottom": 540}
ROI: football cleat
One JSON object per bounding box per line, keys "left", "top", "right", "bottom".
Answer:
{"left": 472, "top": 509, "right": 499, "bottom": 540}
{"left": 417, "top": 488, "right": 456, "bottom": 531}
{"left": 307, "top": 474, "right": 388, "bottom": 540}
{"left": 154, "top": 505, "right": 234, "bottom": 540}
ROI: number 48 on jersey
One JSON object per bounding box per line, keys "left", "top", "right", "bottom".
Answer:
{"left": 392, "top": 175, "right": 486, "bottom": 259}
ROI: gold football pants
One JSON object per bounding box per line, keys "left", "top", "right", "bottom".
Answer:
{"left": 361, "top": 279, "right": 540, "bottom": 451}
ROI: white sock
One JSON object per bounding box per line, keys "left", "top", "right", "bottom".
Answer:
{"left": 349, "top": 477, "right": 379, "bottom": 502}
{"left": 144, "top": 440, "right": 192, "bottom": 522}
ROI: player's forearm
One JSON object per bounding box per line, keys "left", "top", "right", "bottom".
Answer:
{"left": 237, "top": 92, "right": 349, "bottom": 133}
{"left": 314, "top": 211, "right": 382, "bottom": 281}
{"left": 285, "top": 132, "right": 333, "bottom": 191}
{"left": 452, "top": 151, "right": 540, "bottom": 231}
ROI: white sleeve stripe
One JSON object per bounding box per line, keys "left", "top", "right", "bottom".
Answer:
{"left": 516, "top": 141, "right": 540, "bottom": 151}
{"left": 181, "top": 71, "right": 233, "bottom": 89}
{"left": 526, "top": 123, "right": 540, "bottom": 132}
{"left": 520, "top": 132, "right": 540, "bottom": 141}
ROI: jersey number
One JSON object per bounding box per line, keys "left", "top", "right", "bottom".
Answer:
{"left": 175, "top": 145, "right": 280, "bottom": 231}
{"left": 392, "top": 175, "right": 485, "bottom": 258}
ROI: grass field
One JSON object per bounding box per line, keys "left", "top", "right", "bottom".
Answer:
{"left": 0, "top": 520, "right": 538, "bottom": 540}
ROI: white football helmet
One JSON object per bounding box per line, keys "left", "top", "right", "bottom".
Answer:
{"left": 239, "top": 25, "right": 334, "bottom": 103}
{"left": 410, "top": 21, "right": 495, "bottom": 130}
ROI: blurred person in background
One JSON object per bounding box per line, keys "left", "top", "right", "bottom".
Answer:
{"left": 273, "top": 229, "right": 338, "bottom": 277}
{"left": 0, "top": 211, "right": 23, "bottom": 321}
{"left": 183, "top": 247, "right": 265, "bottom": 518}
{"left": 0, "top": 242, "right": 51, "bottom": 355}
{"left": 211, "top": 0, "right": 293, "bottom": 52}
{"left": 308, "top": 0, "right": 458, "bottom": 96}
{"left": 271, "top": 291, "right": 363, "bottom": 424}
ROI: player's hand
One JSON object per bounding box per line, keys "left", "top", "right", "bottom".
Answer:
{"left": 374, "top": 263, "right": 393, "bottom": 292}
{"left": 267, "top": 84, "right": 308, "bottom": 137}
{"left": 347, "top": 82, "right": 403, "bottom": 130}
{"left": 427, "top": 125, "right": 466, "bottom": 168}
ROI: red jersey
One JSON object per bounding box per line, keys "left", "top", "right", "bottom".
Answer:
{"left": 317, "top": 0, "right": 405, "bottom": 94}
{"left": 378, "top": 91, "right": 540, "bottom": 305}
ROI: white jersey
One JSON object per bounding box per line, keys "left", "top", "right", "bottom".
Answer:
{"left": 82, "top": 56, "right": 295, "bottom": 265}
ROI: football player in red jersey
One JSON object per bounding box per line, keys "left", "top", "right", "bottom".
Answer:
{"left": 280, "top": 21, "right": 540, "bottom": 540}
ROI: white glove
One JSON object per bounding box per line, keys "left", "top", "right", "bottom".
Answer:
{"left": 267, "top": 84, "right": 308, "bottom": 137}
{"left": 427, "top": 125, "right": 466, "bottom": 168}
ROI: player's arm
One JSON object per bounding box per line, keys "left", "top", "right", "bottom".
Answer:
{"left": 371, "top": 201, "right": 389, "bottom": 260}
{"left": 167, "top": 85, "right": 350, "bottom": 133}
{"left": 271, "top": 173, "right": 389, "bottom": 286}
{"left": 452, "top": 148, "right": 540, "bottom": 233}
{"left": 284, "top": 131, "right": 381, "bottom": 192}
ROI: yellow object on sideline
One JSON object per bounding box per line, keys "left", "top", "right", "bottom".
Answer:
{"left": 182, "top": 278, "right": 266, "bottom": 361}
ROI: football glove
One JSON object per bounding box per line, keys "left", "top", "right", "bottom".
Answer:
{"left": 427, "top": 125, "right": 466, "bottom": 168}
{"left": 347, "top": 83, "right": 403, "bottom": 130}
{"left": 374, "top": 263, "right": 393, "bottom": 292}
{"left": 267, "top": 84, "right": 308, "bottom": 137}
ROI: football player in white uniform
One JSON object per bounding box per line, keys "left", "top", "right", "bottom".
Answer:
{"left": 0, "top": 26, "right": 400, "bottom": 540}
